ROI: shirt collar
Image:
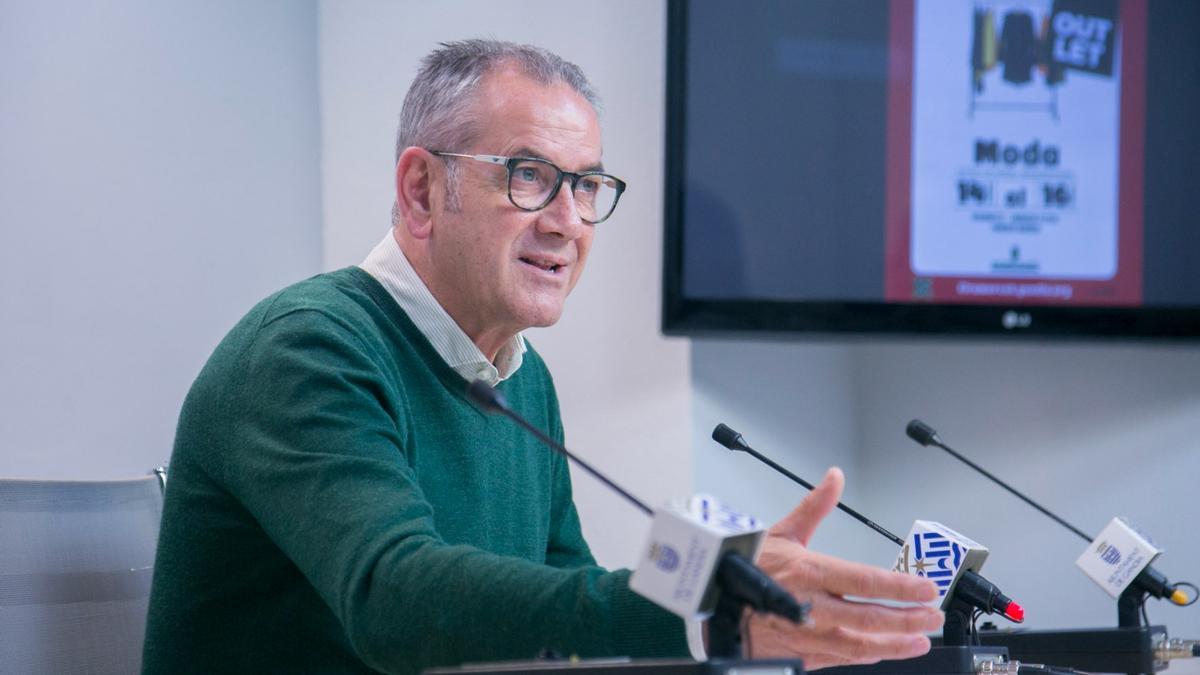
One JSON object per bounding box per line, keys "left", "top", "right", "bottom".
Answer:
{"left": 358, "top": 230, "right": 526, "bottom": 385}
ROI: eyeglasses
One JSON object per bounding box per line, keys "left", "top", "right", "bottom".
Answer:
{"left": 429, "top": 151, "right": 627, "bottom": 224}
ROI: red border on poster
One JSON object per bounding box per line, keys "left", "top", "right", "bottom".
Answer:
{"left": 883, "top": 0, "right": 1146, "bottom": 306}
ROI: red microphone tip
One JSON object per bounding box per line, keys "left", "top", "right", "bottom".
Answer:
{"left": 1003, "top": 601, "right": 1025, "bottom": 623}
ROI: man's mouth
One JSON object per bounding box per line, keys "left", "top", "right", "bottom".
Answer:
{"left": 519, "top": 256, "right": 567, "bottom": 273}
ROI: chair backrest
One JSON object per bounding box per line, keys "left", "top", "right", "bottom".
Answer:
{"left": 0, "top": 475, "right": 164, "bottom": 674}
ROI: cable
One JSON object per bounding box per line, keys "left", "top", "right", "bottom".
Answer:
{"left": 1017, "top": 665, "right": 1092, "bottom": 674}
{"left": 972, "top": 608, "right": 984, "bottom": 647}
{"left": 742, "top": 610, "right": 754, "bottom": 658}
{"left": 1173, "top": 581, "right": 1199, "bottom": 607}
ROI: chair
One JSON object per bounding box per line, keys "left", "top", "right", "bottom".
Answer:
{"left": 0, "top": 471, "right": 165, "bottom": 674}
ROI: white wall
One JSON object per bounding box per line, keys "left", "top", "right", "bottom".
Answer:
{"left": 0, "top": 0, "right": 323, "bottom": 479}
{"left": 317, "top": 0, "right": 692, "bottom": 569}
{"left": 693, "top": 339, "right": 1200, "bottom": 641}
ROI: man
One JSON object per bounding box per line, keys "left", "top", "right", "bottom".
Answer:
{"left": 144, "top": 40, "right": 941, "bottom": 673}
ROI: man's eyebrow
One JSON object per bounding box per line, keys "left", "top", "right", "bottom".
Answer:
{"left": 512, "top": 147, "right": 605, "bottom": 173}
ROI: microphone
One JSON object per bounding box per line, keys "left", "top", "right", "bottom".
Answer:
{"left": 906, "top": 418, "right": 1193, "bottom": 609}
{"left": 626, "top": 492, "right": 805, "bottom": 623}
{"left": 904, "top": 419, "right": 939, "bottom": 446}
{"left": 717, "top": 545, "right": 806, "bottom": 623}
{"left": 466, "top": 380, "right": 806, "bottom": 658}
{"left": 712, "top": 423, "right": 1024, "bottom": 625}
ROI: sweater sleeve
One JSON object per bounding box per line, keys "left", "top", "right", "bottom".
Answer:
{"left": 213, "top": 308, "right": 687, "bottom": 673}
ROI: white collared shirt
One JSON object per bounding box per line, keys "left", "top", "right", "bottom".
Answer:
{"left": 358, "top": 230, "right": 526, "bottom": 386}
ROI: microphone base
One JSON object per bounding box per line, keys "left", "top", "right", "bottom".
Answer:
{"left": 958, "top": 624, "right": 1170, "bottom": 674}
{"left": 423, "top": 658, "right": 805, "bottom": 674}
{"left": 820, "top": 646, "right": 1010, "bottom": 674}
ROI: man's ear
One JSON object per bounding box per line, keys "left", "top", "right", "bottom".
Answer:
{"left": 395, "top": 146, "right": 437, "bottom": 239}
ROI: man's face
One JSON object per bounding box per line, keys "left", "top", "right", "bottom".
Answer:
{"left": 425, "top": 66, "right": 602, "bottom": 344}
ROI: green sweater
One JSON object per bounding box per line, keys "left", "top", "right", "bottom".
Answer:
{"left": 143, "top": 268, "right": 687, "bottom": 674}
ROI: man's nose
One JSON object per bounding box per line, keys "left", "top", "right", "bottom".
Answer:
{"left": 536, "top": 181, "right": 586, "bottom": 239}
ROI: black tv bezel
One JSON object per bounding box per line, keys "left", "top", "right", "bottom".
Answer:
{"left": 660, "top": 0, "right": 1200, "bottom": 341}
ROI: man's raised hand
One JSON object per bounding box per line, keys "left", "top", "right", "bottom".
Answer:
{"left": 748, "top": 467, "right": 944, "bottom": 670}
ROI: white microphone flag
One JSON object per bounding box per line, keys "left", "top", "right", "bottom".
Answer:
{"left": 629, "top": 495, "right": 764, "bottom": 620}
{"left": 892, "top": 520, "right": 990, "bottom": 610}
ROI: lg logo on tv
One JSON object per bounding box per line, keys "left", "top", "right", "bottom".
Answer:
{"left": 1002, "top": 311, "right": 1032, "bottom": 330}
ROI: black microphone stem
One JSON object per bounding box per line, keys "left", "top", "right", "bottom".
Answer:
{"left": 491, "top": 406, "right": 653, "bottom": 517}
{"left": 714, "top": 422, "right": 1026, "bottom": 627}
{"left": 737, "top": 442, "right": 904, "bottom": 547}
{"left": 910, "top": 419, "right": 1196, "bottom": 613}
{"left": 924, "top": 432, "right": 1092, "bottom": 544}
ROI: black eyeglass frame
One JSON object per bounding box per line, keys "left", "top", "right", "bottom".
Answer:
{"left": 428, "top": 151, "right": 628, "bottom": 224}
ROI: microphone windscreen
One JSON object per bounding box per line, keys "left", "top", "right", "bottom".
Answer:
{"left": 712, "top": 423, "right": 745, "bottom": 451}
{"left": 906, "top": 419, "right": 939, "bottom": 446}
{"left": 466, "top": 379, "right": 507, "bottom": 412}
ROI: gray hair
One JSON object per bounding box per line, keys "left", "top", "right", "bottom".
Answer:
{"left": 393, "top": 39, "right": 601, "bottom": 219}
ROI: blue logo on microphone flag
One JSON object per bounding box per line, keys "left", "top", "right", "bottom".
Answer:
{"left": 1100, "top": 544, "right": 1121, "bottom": 565}
{"left": 913, "top": 531, "right": 964, "bottom": 596}
{"left": 649, "top": 543, "right": 680, "bottom": 572}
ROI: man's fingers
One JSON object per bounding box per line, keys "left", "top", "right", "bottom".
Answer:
{"left": 752, "top": 466, "right": 942, "bottom": 669}
{"left": 783, "top": 548, "right": 939, "bottom": 603}
{"left": 749, "top": 613, "right": 934, "bottom": 668}
{"left": 825, "top": 625, "right": 931, "bottom": 665}
{"left": 794, "top": 628, "right": 932, "bottom": 669}
{"left": 769, "top": 466, "right": 844, "bottom": 546}
{"left": 806, "top": 594, "right": 944, "bottom": 635}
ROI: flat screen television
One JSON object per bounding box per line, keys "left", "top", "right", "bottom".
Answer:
{"left": 662, "top": 0, "right": 1200, "bottom": 338}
